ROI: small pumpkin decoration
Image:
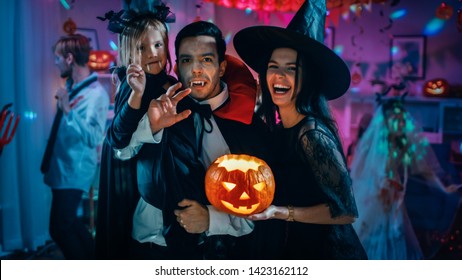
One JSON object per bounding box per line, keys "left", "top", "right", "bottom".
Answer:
{"left": 351, "top": 70, "right": 362, "bottom": 85}
{"left": 423, "top": 78, "right": 449, "bottom": 97}
{"left": 63, "top": 18, "right": 77, "bottom": 35}
{"left": 88, "top": 50, "right": 114, "bottom": 72}
{"left": 436, "top": 2, "right": 454, "bottom": 20}
{"left": 205, "top": 154, "right": 275, "bottom": 217}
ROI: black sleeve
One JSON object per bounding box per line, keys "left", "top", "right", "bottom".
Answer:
{"left": 299, "top": 128, "right": 359, "bottom": 218}
{"left": 106, "top": 79, "right": 146, "bottom": 149}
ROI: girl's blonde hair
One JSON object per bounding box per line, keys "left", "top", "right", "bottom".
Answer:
{"left": 118, "top": 18, "right": 171, "bottom": 74}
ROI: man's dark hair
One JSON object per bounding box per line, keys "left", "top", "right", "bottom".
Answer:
{"left": 174, "top": 21, "right": 226, "bottom": 63}
{"left": 53, "top": 34, "right": 91, "bottom": 66}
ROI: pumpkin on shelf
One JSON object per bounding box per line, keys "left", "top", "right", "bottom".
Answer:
{"left": 88, "top": 50, "right": 114, "bottom": 72}
{"left": 423, "top": 78, "right": 450, "bottom": 97}
{"left": 205, "top": 154, "right": 275, "bottom": 217}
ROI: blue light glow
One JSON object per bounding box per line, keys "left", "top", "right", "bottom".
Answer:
{"left": 423, "top": 18, "right": 445, "bottom": 36}
{"left": 224, "top": 32, "right": 232, "bottom": 45}
{"left": 350, "top": 87, "right": 361, "bottom": 94}
{"left": 245, "top": 8, "right": 252, "bottom": 15}
{"left": 60, "top": 0, "right": 71, "bottom": 10}
{"left": 109, "top": 40, "right": 118, "bottom": 51}
{"left": 333, "top": 45, "right": 344, "bottom": 56}
{"left": 24, "top": 111, "right": 37, "bottom": 120}
{"left": 390, "top": 9, "right": 407, "bottom": 20}
{"left": 350, "top": 5, "right": 358, "bottom": 13}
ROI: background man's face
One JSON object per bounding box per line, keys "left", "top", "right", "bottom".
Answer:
{"left": 54, "top": 51, "right": 71, "bottom": 79}
{"left": 177, "top": 35, "right": 225, "bottom": 101}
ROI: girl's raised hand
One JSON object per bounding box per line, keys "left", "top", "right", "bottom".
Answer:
{"left": 126, "top": 64, "right": 146, "bottom": 95}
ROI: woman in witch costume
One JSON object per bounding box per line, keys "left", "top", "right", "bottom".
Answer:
{"left": 234, "top": 0, "right": 367, "bottom": 259}
{"left": 95, "top": 4, "right": 177, "bottom": 259}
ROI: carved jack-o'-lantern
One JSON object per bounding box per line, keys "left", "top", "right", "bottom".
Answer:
{"left": 205, "top": 154, "right": 275, "bottom": 217}
{"left": 88, "top": 50, "right": 114, "bottom": 71}
{"left": 423, "top": 78, "right": 449, "bottom": 97}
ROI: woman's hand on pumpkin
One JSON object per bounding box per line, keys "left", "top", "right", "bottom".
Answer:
{"left": 247, "top": 205, "right": 283, "bottom": 220}
{"left": 147, "top": 83, "right": 192, "bottom": 133}
{"left": 174, "top": 199, "right": 209, "bottom": 233}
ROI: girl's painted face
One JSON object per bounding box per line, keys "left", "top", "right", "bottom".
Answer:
{"left": 135, "top": 28, "right": 167, "bottom": 75}
{"left": 266, "top": 48, "right": 302, "bottom": 109}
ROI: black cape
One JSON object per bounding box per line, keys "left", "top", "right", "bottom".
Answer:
{"left": 95, "top": 70, "right": 175, "bottom": 259}
{"left": 139, "top": 96, "right": 271, "bottom": 259}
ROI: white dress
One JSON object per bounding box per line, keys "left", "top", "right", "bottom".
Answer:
{"left": 350, "top": 104, "right": 438, "bottom": 259}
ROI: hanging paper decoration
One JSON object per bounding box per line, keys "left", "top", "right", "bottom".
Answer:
{"left": 204, "top": 0, "right": 400, "bottom": 28}
{"left": 194, "top": 1, "right": 202, "bottom": 22}
{"left": 257, "top": 10, "right": 271, "bottom": 24}
{"left": 350, "top": 16, "right": 364, "bottom": 63}
{"left": 204, "top": 0, "right": 401, "bottom": 13}
{"left": 276, "top": 12, "right": 295, "bottom": 26}
{"left": 204, "top": 0, "right": 304, "bottom": 12}
{"left": 379, "top": 9, "right": 393, "bottom": 33}
{"left": 436, "top": 2, "right": 454, "bottom": 19}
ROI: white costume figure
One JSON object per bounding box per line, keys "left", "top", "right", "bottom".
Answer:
{"left": 351, "top": 97, "right": 460, "bottom": 259}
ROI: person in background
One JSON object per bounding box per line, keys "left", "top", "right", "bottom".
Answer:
{"left": 115, "top": 20, "right": 269, "bottom": 259}
{"left": 234, "top": 0, "right": 367, "bottom": 259}
{"left": 41, "top": 34, "right": 109, "bottom": 259}
{"left": 95, "top": 3, "right": 176, "bottom": 259}
{"left": 350, "top": 94, "right": 461, "bottom": 259}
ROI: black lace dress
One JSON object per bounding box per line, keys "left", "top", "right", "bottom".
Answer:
{"left": 252, "top": 117, "right": 367, "bottom": 259}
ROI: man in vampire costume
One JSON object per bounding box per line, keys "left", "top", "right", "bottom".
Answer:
{"left": 114, "top": 21, "right": 270, "bottom": 259}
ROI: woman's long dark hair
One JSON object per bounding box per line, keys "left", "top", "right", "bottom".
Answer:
{"left": 257, "top": 49, "right": 341, "bottom": 143}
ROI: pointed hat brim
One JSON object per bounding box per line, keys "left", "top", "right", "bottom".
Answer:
{"left": 233, "top": 26, "right": 350, "bottom": 100}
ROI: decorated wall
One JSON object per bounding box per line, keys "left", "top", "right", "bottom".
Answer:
{"left": 1, "top": 0, "right": 461, "bottom": 255}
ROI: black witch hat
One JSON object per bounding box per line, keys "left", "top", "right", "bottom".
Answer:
{"left": 234, "top": 0, "right": 350, "bottom": 100}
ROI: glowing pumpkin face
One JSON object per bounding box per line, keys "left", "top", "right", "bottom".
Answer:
{"left": 423, "top": 78, "right": 449, "bottom": 97}
{"left": 88, "top": 50, "right": 114, "bottom": 71}
{"left": 205, "top": 154, "right": 275, "bottom": 217}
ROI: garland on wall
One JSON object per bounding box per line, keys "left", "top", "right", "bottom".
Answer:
{"left": 203, "top": 0, "right": 397, "bottom": 15}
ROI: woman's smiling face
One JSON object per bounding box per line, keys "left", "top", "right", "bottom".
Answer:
{"left": 266, "top": 47, "right": 302, "bottom": 109}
